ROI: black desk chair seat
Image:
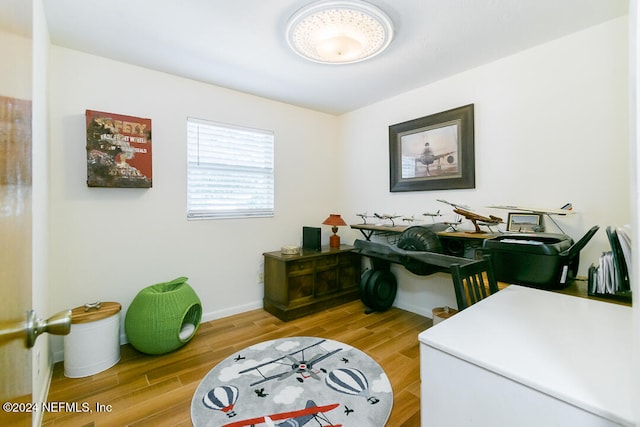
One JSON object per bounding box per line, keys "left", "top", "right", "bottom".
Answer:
{"left": 451, "top": 256, "right": 499, "bottom": 311}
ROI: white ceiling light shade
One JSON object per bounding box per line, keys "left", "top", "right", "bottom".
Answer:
{"left": 286, "top": 0, "right": 394, "bottom": 64}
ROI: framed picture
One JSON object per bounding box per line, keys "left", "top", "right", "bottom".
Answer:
{"left": 389, "top": 104, "right": 474, "bottom": 192}
{"left": 86, "top": 110, "right": 152, "bottom": 188}
{"left": 507, "top": 213, "right": 544, "bottom": 232}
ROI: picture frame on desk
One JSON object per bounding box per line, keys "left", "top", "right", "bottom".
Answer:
{"left": 389, "top": 104, "right": 475, "bottom": 192}
{"left": 507, "top": 212, "right": 544, "bottom": 232}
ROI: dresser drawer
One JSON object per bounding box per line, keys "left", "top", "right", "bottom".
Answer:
{"left": 316, "top": 254, "right": 338, "bottom": 268}
{"left": 287, "top": 259, "right": 314, "bottom": 275}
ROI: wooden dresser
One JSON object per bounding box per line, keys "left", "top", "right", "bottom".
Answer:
{"left": 263, "top": 245, "right": 361, "bottom": 321}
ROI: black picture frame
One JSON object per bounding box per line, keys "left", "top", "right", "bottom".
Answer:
{"left": 389, "top": 104, "right": 475, "bottom": 192}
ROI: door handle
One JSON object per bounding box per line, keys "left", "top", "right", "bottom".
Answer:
{"left": 0, "top": 310, "right": 72, "bottom": 348}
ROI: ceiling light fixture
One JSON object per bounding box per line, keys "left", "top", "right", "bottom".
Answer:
{"left": 286, "top": 0, "right": 394, "bottom": 65}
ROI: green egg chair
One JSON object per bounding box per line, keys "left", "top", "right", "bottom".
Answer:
{"left": 125, "top": 276, "right": 202, "bottom": 355}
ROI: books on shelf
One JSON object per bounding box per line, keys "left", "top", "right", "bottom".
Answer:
{"left": 588, "top": 225, "right": 632, "bottom": 302}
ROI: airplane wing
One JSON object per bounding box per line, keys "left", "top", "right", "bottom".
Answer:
{"left": 307, "top": 347, "right": 343, "bottom": 365}
{"left": 437, "top": 199, "right": 470, "bottom": 209}
{"left": 239, "top": 339, "right": 327, "bottom": 374}
{"left": 222, "top": 403, "right": 340, "bottom": 427}
{"left": 488, "top": 205, "right": 575, "bottom": 215}
{"left": 432, "top": 151, "right": 454, "bottom": 160}
{"left": 247, "top": 347, "right": 343, "bottom": 386}
{"left": 247, "top": 370, "right": 293, "bottom": 387}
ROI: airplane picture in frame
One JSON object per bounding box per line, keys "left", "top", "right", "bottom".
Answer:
{"left": 389, "top": 104, "right": 475, "bottom": 192}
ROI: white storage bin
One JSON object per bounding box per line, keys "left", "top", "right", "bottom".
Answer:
{"left": 64, "top": 302, "right": 121, "bottom": 378}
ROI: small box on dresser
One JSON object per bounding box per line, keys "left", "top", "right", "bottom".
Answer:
{"left": 263, "top": 245, "right": 361, "bottom": 321}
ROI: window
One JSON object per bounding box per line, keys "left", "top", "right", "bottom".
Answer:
{"left": 187, "top": 117, "right": 274, "bottom": 219}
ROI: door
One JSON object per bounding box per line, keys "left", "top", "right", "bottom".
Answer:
{"left": 0, "top": 1, "right": 34, "bottom": 426}
{"left": 0, "top": 95, "right": 33, "bottom": 427}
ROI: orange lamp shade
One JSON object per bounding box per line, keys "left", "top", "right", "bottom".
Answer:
{"left": 322, "top": 214, "right": 347, "bottom": 248}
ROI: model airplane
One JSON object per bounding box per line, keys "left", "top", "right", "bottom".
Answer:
{"left": 487, "top": 203, "right": 574, "bottom": 215}
{"left": 438, "top": 199, "right": 502, "bottom": 233}
{"left": 356, "top": 212, "right": 372, "bottom": 224}
{"left": 356, "top": 212, "right": 404, "bottom": 226}
{"left": 358, "top": 212, "right": 427, "bottom": 227}
{"left": 453, "top": 207, "right": 502, "bottom": 233}
{"left": 442, "top": 218, "right": 463, "bottom": 231}
{"left": 373, "top": 213, "right": 401, "bottom": 226}
{"left": 436, "top": 199, "right": 469, "bottom": 210}
{"left": 422, "top": 210, "right": 441, "bottom": 223}
{"left": 402, "top": 215, "right": 416, "bottom": 224}
{"left": 488, "top": 203, "right": 574, "bottom": 233}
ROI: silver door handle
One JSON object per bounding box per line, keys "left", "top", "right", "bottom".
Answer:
{"left": 0, "top": 310, "right": 72, "bottom": 348}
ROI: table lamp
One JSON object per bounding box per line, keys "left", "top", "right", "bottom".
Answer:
{"left": 322, "top": 214, "right": 347, "bottom": 248}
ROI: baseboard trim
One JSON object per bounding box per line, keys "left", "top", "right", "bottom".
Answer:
{"left": 201, "top": 301, "right": 263, "bottom": 323}
{"left": 53, "top": 300, "right": 265, "bottom": 363}
{"left": 34, "top": 350, "right": 54, "bottom": 427}
{"left": 392, "top": 300, "right": 433, "bottom": 319}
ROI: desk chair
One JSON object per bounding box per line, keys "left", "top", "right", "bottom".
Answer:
{"left": 451, "top": 256, "right": 499, "bottom": 310}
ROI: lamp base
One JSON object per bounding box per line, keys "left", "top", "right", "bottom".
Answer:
{"left": 329, "top": 234, "right": 341, "bottom": 249}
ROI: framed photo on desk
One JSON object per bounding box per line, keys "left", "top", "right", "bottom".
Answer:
{"left": 507, "top": 213, "right": 543, "bottom": 232}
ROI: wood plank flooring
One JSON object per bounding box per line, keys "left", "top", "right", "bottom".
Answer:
{"left": 43, "top": 300, "right": 432, "bottom": 426}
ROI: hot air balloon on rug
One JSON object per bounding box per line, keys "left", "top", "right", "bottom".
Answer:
{"left": 325, "top": 368, "right": 379, "bottom": 404}
{"left": 203, "top": 385, "right": 240, "bottom": 417}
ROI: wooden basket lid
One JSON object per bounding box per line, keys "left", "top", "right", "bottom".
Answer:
{"left": 70, "top": 302, "right": 121, "bottom": 324}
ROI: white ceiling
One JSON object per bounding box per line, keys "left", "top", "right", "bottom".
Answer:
{"left": 14, "top": 1, "right": 634, "bottom": 114}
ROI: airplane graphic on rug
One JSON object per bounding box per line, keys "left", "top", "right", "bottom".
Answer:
{"left": 239, "top": 339, "right": 343, "bottom": 387}
{"left": 221, "top": 400, "right": 341, "bottom": 427}
{"left": 192, "top": 337, "right": 393, "bottom": 427}
{"left": 236, "top": 339, "right": 382, "bottom": 405}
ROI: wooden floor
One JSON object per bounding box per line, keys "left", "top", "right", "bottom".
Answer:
{"left": 43, "top": 300, "right": 432, "bottom": 426}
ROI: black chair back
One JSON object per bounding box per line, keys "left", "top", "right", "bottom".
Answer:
{"left": 450, "top": 255, "right": 499, "bottom": 310}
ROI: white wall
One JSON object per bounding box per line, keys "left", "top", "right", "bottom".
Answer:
{"left": 46, "top": 15, "right": 630, "bottom": 358}
{"left": 46, "top": 47, "right": 343, "bottom": 359}
{"left": 0, "top": 33, "right": 31, "bottom": 98}
{"left": 39, "top": 7, "right": 639, "bottom": 424}
{"left": 340, "top": 17, "right": 630, "bottom": 316}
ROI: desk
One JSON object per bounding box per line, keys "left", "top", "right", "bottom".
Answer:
{"left": 352, "top": 224, "right": 630, "bottom": 306}
{"left": 419, "top": 285, "right": 634, "bottom": 426}
{"left": 350, "top": 223, "right": 409, "bottom": 240}
{"left": 351, "top": 223, "right": 495, "bottom": 240}
{"left": 351, "top": 223, "right": 495, "bottom": 257}
{"left": 437, "top": 231, "right": 496, "bottom": 257}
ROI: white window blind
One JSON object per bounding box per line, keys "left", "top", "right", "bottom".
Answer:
{"left": 187, "top": 117, "right": 274, "bottom": 219}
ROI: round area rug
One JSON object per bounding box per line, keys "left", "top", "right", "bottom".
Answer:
{"left": 191, "top": 336, "right": 393, "bottom": 427}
